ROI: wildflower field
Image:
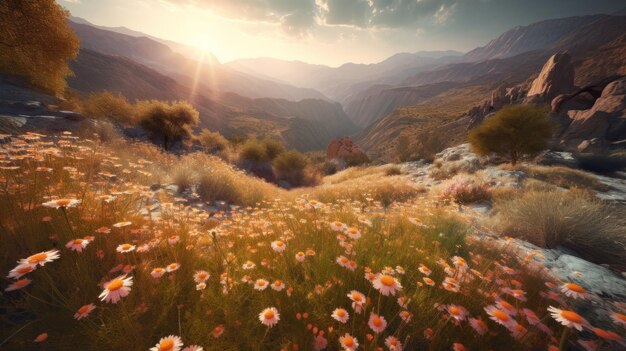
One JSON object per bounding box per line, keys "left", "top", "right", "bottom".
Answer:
{"left": 1, "top": 133, "right": 625, "bottom": 350}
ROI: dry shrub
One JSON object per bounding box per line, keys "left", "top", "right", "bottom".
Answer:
{"left": 441, "top": 177, "right": 490, "bottom": 204}
{"left": 385, "top": 165, "right": 403, "bottom": 176}
{"left": 304, "top": 179, "right": 425, "bottom": 207}
{"left": 493, "top": 189, "right": 626, "bottom": 269}
{"left": 503, "top": 164, "right": 609, "bottom": 191}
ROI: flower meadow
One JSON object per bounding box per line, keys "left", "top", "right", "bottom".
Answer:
{"left": 1, "top": 133, "right": 625, "bottom": 350}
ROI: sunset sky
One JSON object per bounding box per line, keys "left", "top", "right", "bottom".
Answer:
{"left": 59, "top": 0, "right": 624, "bottom": 66}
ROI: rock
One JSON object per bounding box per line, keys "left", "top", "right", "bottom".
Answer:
{"left": 534, "top": 150, "right": 578, "bottom": 167}
{"left": 558, "top": 76, "right": 626, "bottom": 151}
{"left": 526, "top": 53, "right": 575, "bottom": 103}
{"left": 467, "top": 85, "right": 527, "bottom": 129}
{"left": 326, "top": 136, "right": 367, "bottom": 160}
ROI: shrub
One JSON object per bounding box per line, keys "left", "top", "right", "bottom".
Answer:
{"left": 240, "top": 139, "right": 268, "bottom": 163}
{"left": 0, "top": 0, "right": 79, "bottom": 95}
{"left": 469, "top": 105, "right": 551, "bottom": 165}
{"left": 385, "top": 165, "right": 402, "bottom": 176}
{"left": 503, "top": 164, "right": 609, "bottom": 191}
{"left": 273, "top": 150, "right": 308, "bottom": 185}
{"left": 136, "top": 100, "right": 199, "bottom": 150}
{"left": 322, "top": 161, "right": 338, "bottom": 175}
{"left": 344, "top": 154, "right": 370, "bottom": 167}
{"left": 197, "top": 128, "right": 228, "bottom": 152}
{"left": 494, "top": 189, "right": 626, "bottom": 269}
{"left": 441, "top": 177, "right": 491, "bottom": 204}
{"left": 79, "top": 91, "right": 135, "bottom": 125}
{"left": 263, "top": 139, "right": 286, "bottom": 160}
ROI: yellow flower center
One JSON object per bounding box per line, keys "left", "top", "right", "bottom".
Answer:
{"left": 14, "top": 279, "right": 29, "bottom": 288}
{"left": 198, "top": 273, "right": 207, "bottom": 280}
{"left": 27, "top": 253, "right": 48, "bottom": 263}
{"left": 107, "top": 278, "right": 124, "bottom": 291}
{"left": 566, "top": 283, "right": 585, "bottom": 293}
{"left": 493, "top": 310, "right": 509, "bottom": 321}
{"left": 275, "top": 241, "right": 284, "bottom": 246}
{"left": 380, "top": 275, "right": 395, "bottom": 287}
{"left": 74, "top": 239, "right": 83, "bottom": 244}
{"left": 258, "top": 280, "right": 266, "bottom": 286}
{"left": 561, "top": 311, "right": 583, "bottom": 323}
{"left": 343, "top": 337, "right": 354, "bottom": 347}
{"left": 78, "top": 305, "right": 91, "bottom": 314}
{"left": 500, "top": 300, "right": 513, "bottom": 310}
{"left": 352, "top": 293, "right": 362, "bottom": 301}
{"left": 274, "top": 281, "right": 282, "bottom": 287}
{"left": 336, "top": 310, "right": 345, "bottom": 317}
{"left": 56, "top": 199, "right": 71, "bottom": 206}
{"left": 122, "top": 244, "right": 131, "bottom": 250}
{"left": 158, "top": 339, "right": 174, "bottom": 351}
{"left": 264, "top": 310, "right": 275, "bottom": 319}
{"left": 450, "top": 307, "right": 460, "bottom": 315}
{"left": 340, "top": 257, "right": 349, "bottom": 264}
{"left": 17, "top": 265, "right": 34, "bottom": 274}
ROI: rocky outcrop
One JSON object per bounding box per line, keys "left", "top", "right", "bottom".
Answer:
{"left": 526, "top": 53, "right": 575, "bottom": 103}
{"left": 467, "top": 85, "right": 527, "bottom": 128}
{"left": 555, "top": 76, "right": 626, "bottom": 152}
{"left": 327, "top": 137, "right": 367, "bottom": 160}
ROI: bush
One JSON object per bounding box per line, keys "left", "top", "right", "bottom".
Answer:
{"left": 441, "top": 177, "right": 491, "bottom": 204}
{"left": 322, "top": 161, "right": 338, "bottom": 175}
{"left": 576, "top": 153, "right": 626, "bottom": 174}
{"left": 79, "top": 91, "right": 135, "bottom": 125}
{"left": 197, "top": 129, "right": 228, "bottom": 152}
{"left": 344, "top": 154, "right": 370, "bottom": 167}
{"left": 469, "top": 105, "right": 551, "bottom": 165}
{"left": 239, "top": 138, "right": 286, "bottom": 163}
{"left": 136, "top": 100, "right": 199, "bottom": 150}
{"left": 385, "top": 165, "right": 402, "bottom": 176}
{"left": 273, "top": 150, "right": 308, "bottom": 185}
{"left": 494, "top": 189, "right": 626, "bottom": 270}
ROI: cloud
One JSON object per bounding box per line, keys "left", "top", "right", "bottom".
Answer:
{"left": 163, "top": 0, "right": 460, "bottom": 35}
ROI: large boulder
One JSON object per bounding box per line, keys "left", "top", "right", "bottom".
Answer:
{"left": 558, "top": 76, "right": 626, "bottom": 151}
{"left": 526, "top": 53, "right": 575, "bottom": 103}
{"left": 326, "top": 136, "right": 367, "bottom": 160}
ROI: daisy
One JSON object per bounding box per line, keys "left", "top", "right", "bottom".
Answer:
{"left": 166, "top": 263, "right": 181, "bottom": 272}
{"left": 34, "top": 333, "right": 48, "bottom": 343}
{"left": 116, "top": 243, "right": 136, "bottom": 253}
{"left": 347, "top": 290, "right": 366, "bottom": 313}
{"left": 74, "top": 304, "right": 96, "bottom": 320}
{"left": 548, "top": 306, "right": 589, "bottom": 331}
{"left": 99, "top": 275, "right": 133, "bottom": 304}
{"left": 7, "top": 263, "right": 36, "bottom": 279}
{"left": 259, "top": 307, "right": 280, "bottom": 327}
{"left": 397, "top": 296, "right": 410, "bottom": 308}
{"left": 150, "top": 335, "right": 183, "bottom": 351}
{"left": 194, "top": 270, "right": 210, "bottom": 283}
{"left": 399, "top": 310, "right": 413, "bottom": 322}
{"left": 20, "top": 250, "right": 60, "bottom": 267}
{"left": 384, "top": 336, "right": 403, "bottom": 351}
{"left": 560, "top": 283, "right": 587, "bottom": 299}
{"left": 196, "top": 283, "right": 206, "bottom": 290}
{"left": 212, "top": 325, "right": 225, "bottom": 338}
{"left": 151, "top": 267, "right": 165, "bottom": 279}
{"left": 242, "top": 261, "right": 256, "bottom": 270}
{"left": 336, "top": 256, "right": 350, "bottom": 268}
{"left": 271, "top": 240, "right": 286, "bottom": 253}
{"left": 417, "top": 264, "right": 433, "bottom": 276}
{"left": 452, "top": 343, "right": 466, "bottom": 351}
{"left": 611, "top": 312, "right": 626, "bottom": 327}
{"left": 345, "top": 227, "right": 361, "bottom": 240}
{"left": 522, "top": 308, "right": 541, "bottom": 325}
{"left": 509, "top": 322, "right": 528, "bottom": 339}
{"left": 271, "top": 280, "right": 285, "bottom": 291}
{"left": 469, "top": 318, "right": 488, "bottom": 335}
{"left": 423, "top": 277, "right": 435, "bottom": 286}
{"left": 254, "top": 279, "right": 269, "bottom": 291}
{"left": 112, "top": 221, "right": 132, "bottom": 228}
{"left": 484, "top": 305, "right": 516, "bottom": 328}
{"left": 42, "top": 198, "right": 81, "bottom": 209}
{"left": 368, "top": 313, "right": 387, "bottom": 333}
{"left": 66, "top": 238, "right": 90, "bottom": 252}
{"left": 330, "top": 221, "right": 347, "bottom": 232}
{"left": 331, "top": 308, "right": 349, "bottom": 323}
{"left": 314, "top": 334, "right": 328, "bottom": 351}
{"left": 445, "top": 304, "right": 467, "bottom": 322}
{"left": 5, "top": 278, "right": 32, "bottom": 292}
{"left": 167, "top": 235, "right": 180, "bottom": 245}
{"left": 593, "top": 328, "right": 623, "bottom": 341}
{"left": 496, "top": 298, "right": 517, "bottom": 316}
{"left": 295, "top": 252, "right": 306, "bottom": 262}
{"left": 339, "top": 333, "right": 358, "bottom": 351}
{"left": 372, "top": 273, "right": 402, "bottom": 296}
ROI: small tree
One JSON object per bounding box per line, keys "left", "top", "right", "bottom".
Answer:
{"left": 137, "top": 100, "right": 199, "bottom": 150}
{"left": 0, "top": 0, "right": 79, "bottom": 95}
{"left": 469, "top": 105, "right": 551, "bottom": 165}
{"left": 197, "top": 129, "right": 228, "bottom": 152}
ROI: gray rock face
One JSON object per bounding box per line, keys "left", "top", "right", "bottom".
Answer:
{"left": 526, "top": 53, "right": 575, "bottom": 103}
